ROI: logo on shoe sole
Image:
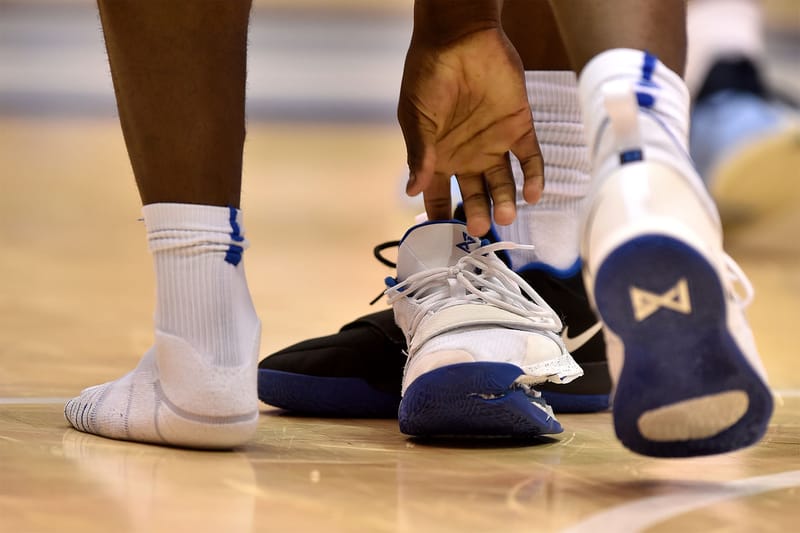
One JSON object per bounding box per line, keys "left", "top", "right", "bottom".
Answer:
{"left": 561, "top": 322, "right": 603, "bottom": 353}
{"left": 456, "top": 232, "right": 479, "bottom": 253}
{"left": 630, "top": 278, "right": 692, "bottom": 322}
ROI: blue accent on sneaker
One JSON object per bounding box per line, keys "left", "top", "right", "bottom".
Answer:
{"left": 398, "top": 362, "right": 563, "bottom": 437}
{"left": 636, "top": 52, "right": 659, "bottom": 108}
{"left": 539, "top": 390, "right": 610, "bottom": 413}
{"left": 636, "top": 91, "right": 655, "bottom": 108}
{"left": 456, "top": 231, "right": 479, "bottom": 253}
{"left": 258, "top": 369, "right": 400, "bottom": 418}
{"left": 641, "top": 51, "right": 657, "bottom": 83}
{"left": 620, "top": 149, "right": 644, "bottom": 164}
{"left": 225, "top": 206, "right": 244, "bottom": 266}
{"left": 513, "top": 257, "right": 583, "bottom": 280}
{"left": 593, "top": 234, "right": 773, "bottom": 457}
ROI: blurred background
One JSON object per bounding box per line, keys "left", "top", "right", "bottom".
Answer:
{"left": 1, "top": 0, "right": 413, "bottom": 121}
{"left": 1, "top": 0, "right": 798, "bottom": 121}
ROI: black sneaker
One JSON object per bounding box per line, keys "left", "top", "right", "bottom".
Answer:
{"left": 258, "top": 309, "right": 405, "bottom": 417}
{"left": 258, "top": 257, "right": 611, "bottom": 417}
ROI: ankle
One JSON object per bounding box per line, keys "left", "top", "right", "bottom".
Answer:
{"left": 578, "top": 49, "right": 692, "bottom": 177}
{"left": 143, "top": 203, "right": 259, "bottom": 366}
{"left": 494, "top": 71, "right": 590, "bottom": 270}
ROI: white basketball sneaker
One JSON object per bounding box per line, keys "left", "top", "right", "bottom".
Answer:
{"left": 580, "top": 58, "right": 773, "bottom": 457}
{"left": 385, "top": 220, "right": 583, "bottom": 437}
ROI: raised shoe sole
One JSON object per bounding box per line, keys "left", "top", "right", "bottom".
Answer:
{"left": 593, "top": 234, "right": 773, "bottom": 457}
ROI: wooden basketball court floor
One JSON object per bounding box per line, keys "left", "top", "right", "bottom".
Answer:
{"left": 2, "top": 1, "right": 800, "bottom": 530}
{"left": 1, "top": 115, "right": 799, "bottom": 532}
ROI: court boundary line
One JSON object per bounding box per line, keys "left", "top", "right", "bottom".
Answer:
{"left": 561, "top": 469, "right": 800, "bottom": 533}
{"left": 1, "top": 389, "right": 799, "bottom": 405}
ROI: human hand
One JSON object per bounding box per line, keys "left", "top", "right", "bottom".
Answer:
{"left": 398, "top": 26, "right": 544, "bottom": 236}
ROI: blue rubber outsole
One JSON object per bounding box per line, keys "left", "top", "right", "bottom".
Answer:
{"left": 541, "top": 391, "right": 610, "bottom": 413}
{"left": 398, "top": 362, "right": 563, "bottom": 437}
{"left": 258, "top": 369, "right": 400, "bottom": 418}
{"left": 593, "top": 234, "right": 773, "bottom": 457}
{"left": 259, "top": 370, "right": 609, "bottom": 418}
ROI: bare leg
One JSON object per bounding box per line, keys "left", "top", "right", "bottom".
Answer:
{"left": 98, "top": 0, "right": 251, "bottom": 207}
{"left": 502, "top": 0, "right": 571, "bottom": 71}
{"left": 64, "top": 0, "right": 260, "bottom": 449}
{"left": 547, "top": 0, "right": 687, "bottom": 74}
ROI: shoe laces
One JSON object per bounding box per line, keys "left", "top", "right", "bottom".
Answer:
{"left": 724, "top": 253, "right": 754, "bottom": 308}
{"left": 383, "top": 241, "right": 563, "bottom": 338}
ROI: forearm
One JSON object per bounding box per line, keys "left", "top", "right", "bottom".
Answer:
{"left": 413, "top": 0, "right": 504, "bottom": 45}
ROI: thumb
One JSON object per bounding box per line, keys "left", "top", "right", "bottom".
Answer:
{"left": 407, "top": 145, "right": 436, "bottom": 197}
{"left": 398, "top": 107, "right": 437, "bottom": 197}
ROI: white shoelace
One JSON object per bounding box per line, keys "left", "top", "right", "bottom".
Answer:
{"left": 385, "top": 242, "right": 563, "bottom": 339}
{"left": 724, "top": 253, "right": 755, "bottom": 308}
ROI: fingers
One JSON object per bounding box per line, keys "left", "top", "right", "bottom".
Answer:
{"left": 511, "top": 124, "right": 545, "bottom": 205}
{"left": 458, "top": 153, "right": 517, "bottom": 237}
{"left": 422, "top": 172, "right": 454, "bottom": 222}
{"left": 456, "top": 173, "right": 492, "bottom": 237}
{"left": 483, "top": 154, "right": 517, "bottom": 226}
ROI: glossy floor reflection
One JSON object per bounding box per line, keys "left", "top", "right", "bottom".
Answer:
{"left": 1, "top": 117, "right": 799, "bottom": 532}
{"left": 1, "top": 398, "right": 799, "bottom": 532}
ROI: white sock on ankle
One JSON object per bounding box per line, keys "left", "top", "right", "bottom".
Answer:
{"left": 494, "top": 71, "right": 591, "bottom": 272}
{"left": 64, "top": 203, "right": 260, "bottom": 449}
{"left": 577, "top": 48, "right": 718, "bottom": 219}
{"left": 146, "top": 203, "right": 260, "bottom": 366}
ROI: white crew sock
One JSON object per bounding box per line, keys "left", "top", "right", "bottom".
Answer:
{"left": 494, "top": 71, "right": 592, "bottom": 272}
{"left": 685, "top": 0, "right": 765, "bottom": 96}
{"left": 65, "top": 203, "right": 261, "bottom": 449}
{"left": 577, "top": 48, "right": 719, "bottom": 221}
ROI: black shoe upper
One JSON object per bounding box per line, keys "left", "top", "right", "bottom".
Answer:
{"left": 259, "top": 308, "right": 406, "bottom": 396}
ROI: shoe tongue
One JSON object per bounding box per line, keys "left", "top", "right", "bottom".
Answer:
{"left": 396, "top": 221, "right": 481, "bottom": 281}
